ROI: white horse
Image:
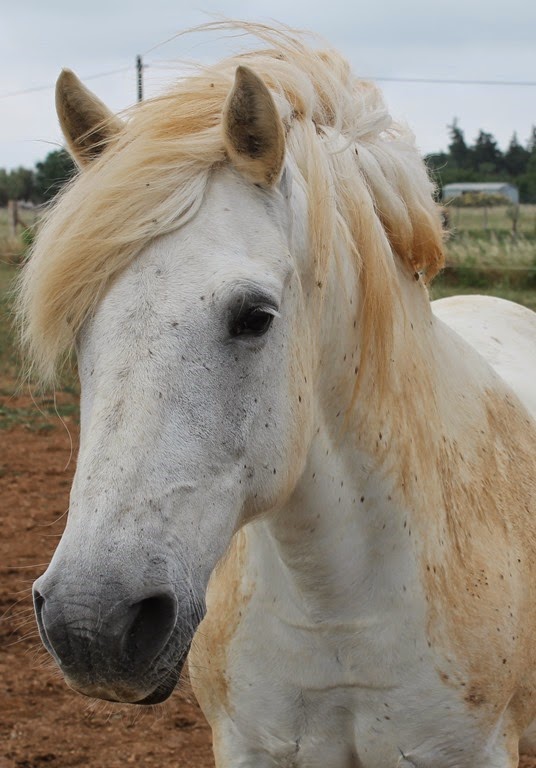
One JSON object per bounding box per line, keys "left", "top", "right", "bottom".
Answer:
{"left": 18, "top": 24, "right": 536, "bottom": 768}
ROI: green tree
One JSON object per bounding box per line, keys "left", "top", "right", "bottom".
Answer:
{"left": 425, "top": 151, "right": 449, "bottom": 173}
{"left": 472, "top": 130, "right": 503, "bottom": 174}
{"left": 7, "top": 166, "right": 35, "bottom": 201}
{"left": 447, "top": 119, "right": 470, "bottom": 169}
{"left": 519, "top": 134, "right": 536, "bottom": 203}
{"left": 504, "top": 133, "right": 530, "bottom": 176}
{"left": 527, "top": 126, "right": 536, "bottom": 153}
{"left": 0, "top": 168, "right": 9, "bottom": 207}
{"left": 34, "top": 149, "right": 76, "bottom": 203}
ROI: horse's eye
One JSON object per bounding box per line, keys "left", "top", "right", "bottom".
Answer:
{"left": 231, "top": 307, "right": 275, "bottom": 337}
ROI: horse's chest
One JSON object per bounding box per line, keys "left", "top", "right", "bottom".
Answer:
{"left": 232, "top": 684, "right": 499, "bottom": 768}
{"left": 233, "top": 694, "right": 365, "bottom": 768}
{"left": 193, "top": 527, "right": 517, "bottom": 767}
{"left": 210, "top": 623, "right": 502, "bottom": 768}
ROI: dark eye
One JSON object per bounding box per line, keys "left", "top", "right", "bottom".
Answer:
{"left": 231, "top": 306, "right": 276, "bottom": 337}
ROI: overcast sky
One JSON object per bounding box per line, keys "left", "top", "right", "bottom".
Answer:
{"left": 1, "top": 0, "right": 535, "bottom": 170}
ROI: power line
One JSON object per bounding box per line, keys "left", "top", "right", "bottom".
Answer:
{"left": 0, "top": 66, "right": 132, "bottom": 100}
{"left": 2, "top": 64, "right": 536, "bottom": 102}
{"left": 361, "top": 75, "right": 536, "bottom": 87}
{"left": 147, "top": 62, "right": 536, "bottom": 87}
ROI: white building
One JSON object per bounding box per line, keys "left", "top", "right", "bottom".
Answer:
{"left": 442, "top": 182, "right": 519, "bottom": 205}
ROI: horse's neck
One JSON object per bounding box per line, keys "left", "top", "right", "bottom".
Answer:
{"left": 260, "top": 271, "right": 439, "bottom": 622}
{"left": 261, "top": 270, "right": 507, "bottom": 624}
{"left": 261, "top": 429, "right": 420, "bottom": 625}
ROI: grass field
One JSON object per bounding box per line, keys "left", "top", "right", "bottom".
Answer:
{"left": 446, "top": 203, "right": 536, "bottom": 237}
{"left": 446, "top": 232, "right": 535, "bottom": 269}
{"left": 0, "top": 261, "right": 79, "bottom": 430}
{"left": 0, "top": 259, "right": 19, "bottom": 384}
{"left": 435, "top": 230, "right": 536, "bottom": 309}
{"left": 0, "top": 205, "right": 38, "bottom": 265}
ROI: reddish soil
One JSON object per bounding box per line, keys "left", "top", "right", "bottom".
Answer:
{"left": 1, "top": 393, "right": 535, "bottom": 767}
{"left": 0, "top": 399, "right": 213, "bottom": 768}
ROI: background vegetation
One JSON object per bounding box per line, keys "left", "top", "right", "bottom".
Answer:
{"left": 0, "top": 149, "right": 75, "bottom": 207}
{"left": 426, "top": 122, "right": 536, "bottom": 202}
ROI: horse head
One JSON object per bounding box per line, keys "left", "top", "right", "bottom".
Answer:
{"left": 31, "top": 64, "right": 317, "bottom": 704}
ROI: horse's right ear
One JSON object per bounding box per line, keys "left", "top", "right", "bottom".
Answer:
{"left": 223, "top": 66, "right": 285, "bottom": 187}
{"left": 56, "top": 69, "right": 123, "bottom": 167}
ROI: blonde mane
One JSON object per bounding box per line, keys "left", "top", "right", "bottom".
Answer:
{"left": 17, "top": 22, "right": 444, "bottom": 384}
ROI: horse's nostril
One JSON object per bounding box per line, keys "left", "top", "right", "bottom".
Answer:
{"left": 32, "top": 582, "right": 180, "bottom": 681}
{"left": 32, "top": 589, "right": 55, "bottom": 657}
{"left": 33, "top": 589, "right": 45, "bottom": 618}
{"left": 123, "top": 592, "right": 178, "bottom": 664}
{"left": 33, "top": 589, "right": 45, "bottom": 636}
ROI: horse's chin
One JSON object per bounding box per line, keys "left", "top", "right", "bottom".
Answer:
{"left": 136, "top": 673, "right": 179, "bottom": 705}
{"left": 135, "top": 656, "right": 187, "bottom": 705}
{"left": 64, "top": 646, "right": 189, "bottom": 706}
{"left": 65, "top": 671, "right": 179, "bottom": 706}
{"left": 134, "top": 643, "right": 190, "bottom": 705}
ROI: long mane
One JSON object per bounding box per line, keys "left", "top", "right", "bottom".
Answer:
{"left": 17, "top": 21, "right": 444, "bottom": 384}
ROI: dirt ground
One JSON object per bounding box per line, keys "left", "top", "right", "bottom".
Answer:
{"left": 1, "top": 393, "right": 535, "bottom": 767}
{"left": 0, "top": 396, "right": 213, "bottom": 768}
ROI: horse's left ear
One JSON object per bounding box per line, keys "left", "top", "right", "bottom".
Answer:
{"left": 56, "top": 69, "right": 123, "bottom": 167}
{"left": 223, "top": 66, "right": 285, "bottom": 187}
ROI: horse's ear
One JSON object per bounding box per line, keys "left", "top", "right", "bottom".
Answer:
{"left": 56, "top": 69, "right": 123, "bottom": 167}
{"left": 223, "top": 66, "right": 285, "bottom": 187}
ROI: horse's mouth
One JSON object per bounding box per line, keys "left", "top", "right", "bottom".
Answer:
{"left": 136, "top": 673, "right": 180, "bottom": 705}
{"left": 135, "top": 645, "right": 190, "bottom": 705}
{"left": 63, "top": 643, "right": 191, "bottom": 706}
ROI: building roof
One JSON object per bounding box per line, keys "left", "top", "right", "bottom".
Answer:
{"left": 443, "top": 182, "right": 517, "bottom": 192}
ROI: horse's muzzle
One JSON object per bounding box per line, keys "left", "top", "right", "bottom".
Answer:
{"left": 32, "top": 578, "right": 199, "bottom": 704}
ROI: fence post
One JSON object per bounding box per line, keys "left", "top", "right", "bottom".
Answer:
{"left": 7, "top": 200, "right": 18, "bottom": 238}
